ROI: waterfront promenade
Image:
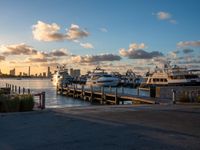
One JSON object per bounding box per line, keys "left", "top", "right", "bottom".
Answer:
{"left": 0, "top": 104, "right": 200, "bottom": 150}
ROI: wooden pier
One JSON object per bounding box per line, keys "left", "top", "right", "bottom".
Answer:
{"left": 57, "top": 85, "right": 158, "bottom": 105}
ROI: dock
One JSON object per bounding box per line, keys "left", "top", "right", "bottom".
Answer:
{"left": 57, "top": 85, "right": 160, "bottom": 104}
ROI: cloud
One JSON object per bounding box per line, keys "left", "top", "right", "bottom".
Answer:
{"left": 154, "top": 11, "right": 177, "bottom": 24}
{"left": 80, "top": 42, "right": 94, "bottom": 49}
{"left": 32, "top": 21, "right": 65, "bottom": 41}
{"left": 0, "top": 55, "right": 5, "bottom": 61}
{"left": 177, "top": 41, "right": 200, "bottom": 47}
{"left": 32, "top": 21, "right": 89, "bottom": 42}
{"left": 28, "top": 58, "right": 48, "bottom": 63}
{"left": 71, "top": 54, "right": 121, "bottom": 63}
{"left": 0, "top": 43, "right": 37, "bottom": 55}
{"left": 156, "top": 11, "right": 171, "bottom": 20}
{"left": 182, "top": 49, "right": 194, "bottom": 54}
{"left": 99, "top": 28, "right": 108, "bottom": 32}
{"left": 66, "top": 24, "right": 89, "bottom": 40}
{"left": 49, "top": 48, "right": 69, "bottom": 56}
{"left": 119, "top": 42, "right": 163, "bottom": 59}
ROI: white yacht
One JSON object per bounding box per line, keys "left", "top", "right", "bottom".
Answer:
{"left": 140, "top": 64, "right": 200, "bottom": 87}
{"left": 52, "top": 67, "right": 73, "bottom": 87}
{"left": 86, "top": 67, "right": 119, "bottom": 87}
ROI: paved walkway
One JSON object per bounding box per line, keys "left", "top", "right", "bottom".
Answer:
{"left": 0, "top": 104, "right": 200, "bottom": 150}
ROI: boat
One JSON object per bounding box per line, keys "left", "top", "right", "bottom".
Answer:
{"left": 120, "top": 69, "right": 140, "bottom": 87}
{"left": 52, "top": 67, "right": 73, "bottom": 87}
{"left": 140, "top": 63, "right": 200, "bottom": 88}
{"left": 86, "top": 67, "right": 120, "bottom": 87}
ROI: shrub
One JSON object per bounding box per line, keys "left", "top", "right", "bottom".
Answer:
{"left": 0, "top": 94, "right": 34, "bottom": 112}
{"left": 0, "top": 95, "right": 20, "bottom": 112}
{"left": 19, "top": 94, "right": 34, "bottom": 112}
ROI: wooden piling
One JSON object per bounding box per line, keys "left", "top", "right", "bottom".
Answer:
{"left": 18, "top": 86, "right": 21, "bottom": 94}
{"left": 101, "top": 86, "right": 104, "bottom": 104}
{"left": 115, "top": 88, "right": 119, "bottom": 105}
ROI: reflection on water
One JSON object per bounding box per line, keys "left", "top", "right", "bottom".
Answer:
{"left": 0, "top": 78, "right": 149, "bottom": 108}
{"left": 0, "top": 78, "right": 90, "bottom": 108}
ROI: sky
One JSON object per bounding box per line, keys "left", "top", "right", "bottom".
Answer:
{"left": 0, "top": 0, "right": 200, "bottom": 75}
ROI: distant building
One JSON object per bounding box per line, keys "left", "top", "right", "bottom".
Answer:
{"left": 28, "top": 66, "right": 30, "bottom": 76}
{"left": 23, "top": 72, "right": 27, "bottom": 76}
{"left": 47, "top": 66, "right": 51, "bottom": 77}
{"left": 70, "top": 68, "right": 80, "bottom": 77}
{"left": 19, "top": 72, "right": 22, "bottom": 76}
{"left": 43, "top": 72, "right": 46, "bottom": 77}
{"left": 10, "top": 68, "right": 15, "bottom": 76}
{"left": 0, "top": 69, "right": 2, "bottom": 75}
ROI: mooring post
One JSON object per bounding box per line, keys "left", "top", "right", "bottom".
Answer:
{"left": 23, "top": 87, "right": 25, "bottom": 94}
{"left": 28, "top": 89, "right": 30, "bottom": 94}
{"left": 41, "top": 92, "right": 45, "bottom": 109}
{"left": 101, "top": 86, "right": 104, "bottom": 104}
{"left": 15, "top": 86, "right": 17, "bottom": 93}
{"left": 90, "top": 85, "right": 93, "bottom": 102}
{"left": 12, "top": 85, "right": 14, "bottom": 92}
{"left": 81, "top": 84, "right": 84, "bottom": 99}
{"left": 172, "top": 89, "right": 176, "bottom": 104}
{"left": 18, "top": 86, "right": 21, "bottom": 94}
{"left": 115, "top": 88, "right": 119, "bottom": 105}
{"left": 137, "top": 88, "right": 140, "bottom": 96}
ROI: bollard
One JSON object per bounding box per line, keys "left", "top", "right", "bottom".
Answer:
{"left": 172, "top": 89, "right": 176, "bottom": 104}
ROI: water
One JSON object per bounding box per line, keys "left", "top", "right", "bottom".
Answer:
{"left": 0, "top": 78, "right": 90, "bottom": 108}
{"left": 0, "top": 78, "right": 149, "bottom": 108}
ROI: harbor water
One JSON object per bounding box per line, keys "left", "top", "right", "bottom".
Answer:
{"left": 0, "top": 78, "right": 149, "bottom": 108}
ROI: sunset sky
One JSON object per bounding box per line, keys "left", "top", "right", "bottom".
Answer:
{"left": 0, "top": 0, "right": 200, "bottom": 75}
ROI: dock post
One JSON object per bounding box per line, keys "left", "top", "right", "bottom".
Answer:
{"left": 41, "top": 92, "right": 45, "bottom": 109}
{"left": 115, "top": 88, "right": 119, "bottom": 105}
{"left": 15, "top": 86, "right": 17, "bottom": 93}
{"left": 101, "top": 86, "right": 104, "bottom": 104}
{"left": 12, "top": 85, "right": 14, "bottom": 92}
{"left": 172, "top": 89, "right": 176, "bottom": 104}
{"left": 73, "top": 84, "right": 76, "bottom": 98}
{"left": 137, "top": 88, "right": 140, "bottom": 96}
{"left": 18, "top": 86, "right": 21, "bottom": 94}
{"left": 90, "top": 85, "right": 93, "bottom": 102}
{"left": 81, "top": 85, "right": 84, "bottom": 99}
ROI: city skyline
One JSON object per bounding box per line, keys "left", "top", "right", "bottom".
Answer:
{"left": 0, "top": 0, "right": 200, "bottom": 75}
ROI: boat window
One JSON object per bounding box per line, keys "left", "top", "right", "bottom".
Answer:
{"left": 160, "top": 79, "right": 163, "bottom": 82}
{"left": 164, "top": 79, "right": 167, "bottom": 82}
{"left": 103, "top": 75, "right": 112, "bottom": 77}
{"left": 153, "top": 79, "right": 156, "bottom": 82}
